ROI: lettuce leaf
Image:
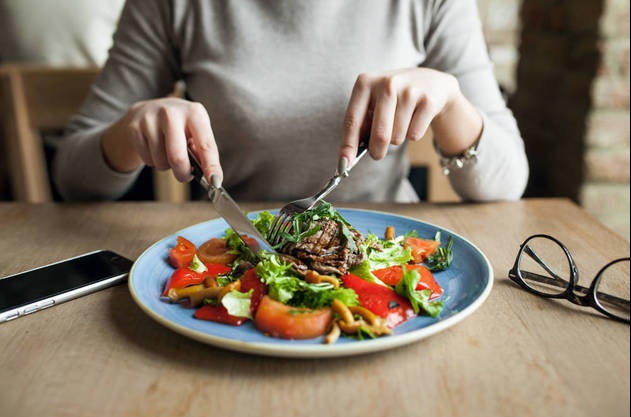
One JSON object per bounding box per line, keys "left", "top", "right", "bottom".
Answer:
{"left": 361, "top": 233, "right": 413, "bottom": 270}
{"left": 395, "top": 266, "right": 443, "bottom": 317}
{"left": 256, "top": 254, "right": 358, "bottom": 309}
{"left": 221, "top": 289, "right": 254, "bottom": 319}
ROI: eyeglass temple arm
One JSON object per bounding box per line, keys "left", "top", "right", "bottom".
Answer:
{"left": 519, "top": 270, "right": 630, "bottom": 310}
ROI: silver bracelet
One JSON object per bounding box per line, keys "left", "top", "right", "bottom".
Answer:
{"left": 436, "top": 140, "right": 479, "bottom": 175}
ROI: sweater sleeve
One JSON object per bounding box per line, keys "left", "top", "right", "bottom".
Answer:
{"left": 422, "top": 0, "right": 529, "bottom": 201}
{"left": 53, "top": 0, "right": 181, "bottom": 201}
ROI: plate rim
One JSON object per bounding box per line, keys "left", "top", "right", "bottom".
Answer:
{"left": 128, "top": 207, "right": 493, "bottom": 358}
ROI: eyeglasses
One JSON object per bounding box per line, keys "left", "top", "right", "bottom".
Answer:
{"left": 508, "top": 234, "right": 630, "bottom": 324}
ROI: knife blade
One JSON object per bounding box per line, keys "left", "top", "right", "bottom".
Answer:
{"left": 188, "top": 151, "right": 275, "bottom": 255}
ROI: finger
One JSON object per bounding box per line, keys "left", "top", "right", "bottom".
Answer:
{"left": 185, "top": 102, "right": 222, "bottom": 182}
{"left": 128, "top": 118, "right": 154, "bottom": 166}
{"left": 159, "top": 106, "right": 191, "bottom": 182}
{"left": 340, "top": 74, "right": 372, "bottom": 165}
{"left": 407, "top": 95, "right": 435, "bottom": 143}
{"left": 369, "top": 81, "right": 397, "bottom": 160}
{"left": 140, "top": 114, "right": 167, "bottom": 168}
{"left": 391, "top": 87, "right": 417, "bottom": 145}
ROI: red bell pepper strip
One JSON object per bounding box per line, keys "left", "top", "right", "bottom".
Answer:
{"left": 239, "top": 268, "right": 267, "bottom": 315}
{"left": 162, "top": 263, "right": 231, "bottom": 296}
{"left": 194, "top": 304, "right": 248, "bottom": 326}
{"left": 341, "top": 273, "right": 415, "bottom": 328}
{"left": 162, "top": 268, "right": 204, "bottom": 296}
{"left": 372, "top": 265, "right": 443, "bottom": 300}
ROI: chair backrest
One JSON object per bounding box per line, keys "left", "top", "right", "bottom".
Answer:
{"left": 0, "top": 64, "right": 188, "bottom": 202}
{"left": 407, "top": 132, "right": 459, "bottom": 202}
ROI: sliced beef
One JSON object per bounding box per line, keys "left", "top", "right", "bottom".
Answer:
{"left": 279, "top": 218, "right": 365, "bottom": 275}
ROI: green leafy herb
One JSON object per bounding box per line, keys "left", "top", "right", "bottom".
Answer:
{"left": 426, "top": 236, "right": 454, "bottom": 272}
{"left": 273, "top": 201, "right": 358, "bottom": 252}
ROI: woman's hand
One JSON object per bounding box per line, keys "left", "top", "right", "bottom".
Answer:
{"left": 101, "top": 97, "right": 222, "bottom": 183}
{"left": 339, "top": 67, "right": 483, "bottom": 165}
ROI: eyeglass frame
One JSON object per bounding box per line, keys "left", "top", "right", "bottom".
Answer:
{"left": 508, "top": 233, "right": 630, "bottom": 324}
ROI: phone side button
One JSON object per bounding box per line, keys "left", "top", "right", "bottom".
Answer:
{"left": 23, "top": 300, "right": 55, "bottom": 315}
{"left": 3, "top": 311, "right": 20, "bottom": 322}
{"left": 39, "top": 300, "right": 55, "bottom": 310}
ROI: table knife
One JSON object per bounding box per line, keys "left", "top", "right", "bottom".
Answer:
{"left": 188, "top": 151, "right": 275, "bottom": 255}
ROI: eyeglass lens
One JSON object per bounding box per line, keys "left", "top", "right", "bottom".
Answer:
{"left": 595, "top": 259, "right": 630, "bottom": 321}
{"left": 519, "top": 236, "right": 571, "bottom": 296}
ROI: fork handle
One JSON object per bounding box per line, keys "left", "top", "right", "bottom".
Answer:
{"left": 313, "top": 139, "right": 369, "bottom": 204}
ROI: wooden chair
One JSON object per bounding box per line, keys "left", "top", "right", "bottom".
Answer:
{"left": 407, "top": 132, "right": 459, "bottom": 202}
{"left": 0, "top": 64, "right": 188, "bottom": 202}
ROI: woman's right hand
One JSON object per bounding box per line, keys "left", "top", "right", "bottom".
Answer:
{"left": 101, "top": 97, "right": 222, "bottom": 183}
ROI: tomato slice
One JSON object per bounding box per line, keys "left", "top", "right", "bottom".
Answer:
{"left": 168, "top": 236, "right": 197, "bottom": 269}
{"left": 372, "top": 265, "right": 443, "bottom": 300}
{"left": 194, "top": 304, "right": 248, "bottom": 326}
{"left": 341, "top": 273, "right": 415, "bottom": 328}
{"left": 240, "top": 268, "right": 267, "bottom": 315}
{"left": 161, "top": 267, "right": 204, "bottom": 296}
{"left": 254, "top": 296, "right": 332, "bottom": 340}
{"left": 405, "top": 237, "right": 440, "bottom": 264}
{"left": 197, "top": 238, "right": 238, "bottom": 265}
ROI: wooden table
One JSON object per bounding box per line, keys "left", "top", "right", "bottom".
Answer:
{"left": 0, "top": 199, "right": 628, "bottom": 417}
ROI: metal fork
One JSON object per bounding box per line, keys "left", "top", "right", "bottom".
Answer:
{"left": 267, "top": 141, "right": 369, "bottom": 246}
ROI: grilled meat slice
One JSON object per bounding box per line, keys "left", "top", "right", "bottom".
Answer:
{"left": 280, "top": 218, "right": 365, "bottom": 275}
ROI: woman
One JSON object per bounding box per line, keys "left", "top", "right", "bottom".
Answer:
{"left": 53, "top": 0, "right": 528, "bottom": 202}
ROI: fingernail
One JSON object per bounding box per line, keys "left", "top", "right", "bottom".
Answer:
{"left": 337, "top": 157, "right": 349, "bottom": 177}
{"left": 210, "top": 174, "right": 222, "bottom": 189}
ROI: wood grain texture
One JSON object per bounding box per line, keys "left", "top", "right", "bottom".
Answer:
{"left": 0, "top": 199, "right": 628, "bottom": 417}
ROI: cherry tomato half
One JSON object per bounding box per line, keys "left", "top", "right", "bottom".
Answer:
{"left": 404, "top": 237, "right": 440, "bottom": 264}
{"left": 168, "top": 236, "right": 197, "bottom": 269}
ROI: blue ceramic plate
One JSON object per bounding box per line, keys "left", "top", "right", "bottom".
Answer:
{"left": 129, "top": 208, "right": 493, "bottom": 358}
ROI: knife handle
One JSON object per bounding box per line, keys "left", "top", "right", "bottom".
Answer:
{"left": 188, "top": 150, "right": 209, "bottom": 189}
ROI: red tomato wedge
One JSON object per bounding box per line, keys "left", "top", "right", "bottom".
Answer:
{"left": 194, "top": 304, "right": 248, "bottom": 326}
{"left": 239, "top": 268, "right": 267, "bottom": 315}
{"left": 254, "top": 295, "right": 332, "bottom": 340}
{"left": 197, "top": 238, "right": 237, "bottom": 265}
{"left": 168, "top": 236, "right": 197, "bottom": 269}
{"left": 405, "top": 237, "right": 440, "bottom": 264}
{"left": 372, "top": 265, "right": 443, "bottom": 300}
{"left": 341, "top": 273, "right": 415, "bottom": 328}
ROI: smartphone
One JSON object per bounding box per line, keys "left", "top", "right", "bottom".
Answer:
{"left": 0, "top": 250, "right": 133, "bottom": 323}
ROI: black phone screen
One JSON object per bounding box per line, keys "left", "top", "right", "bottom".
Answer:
{"left": 0, "top": 250, "right": 133, "bottom": 313}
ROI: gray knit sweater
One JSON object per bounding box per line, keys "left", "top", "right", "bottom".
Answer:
{"left": 54, "top": 0, "right": 528, "bottom": 202}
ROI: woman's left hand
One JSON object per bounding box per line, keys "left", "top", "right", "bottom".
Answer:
{"left": 339, "top": 67, "right": 482, "bottom": 165}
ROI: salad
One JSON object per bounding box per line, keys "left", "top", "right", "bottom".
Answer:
{"left": 160, "top": 202, "right": 453, "bottom": 344}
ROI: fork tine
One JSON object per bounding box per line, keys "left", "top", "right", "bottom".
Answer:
{"left": 274, "top": 217, "right": 294, "bottom": 245}
{"left": 269, "top": 212, "right": 291, "bottom": 245}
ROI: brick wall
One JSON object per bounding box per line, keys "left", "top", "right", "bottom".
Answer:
{"left": 478, "top": 0, "right": 629, "bottom": 240}
{"left": 581, "top": 0, "right": 630, "bottom": 240}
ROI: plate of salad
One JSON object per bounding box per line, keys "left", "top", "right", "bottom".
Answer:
{"left": 129, "top": 204, "right": 492, "bottom": 358}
